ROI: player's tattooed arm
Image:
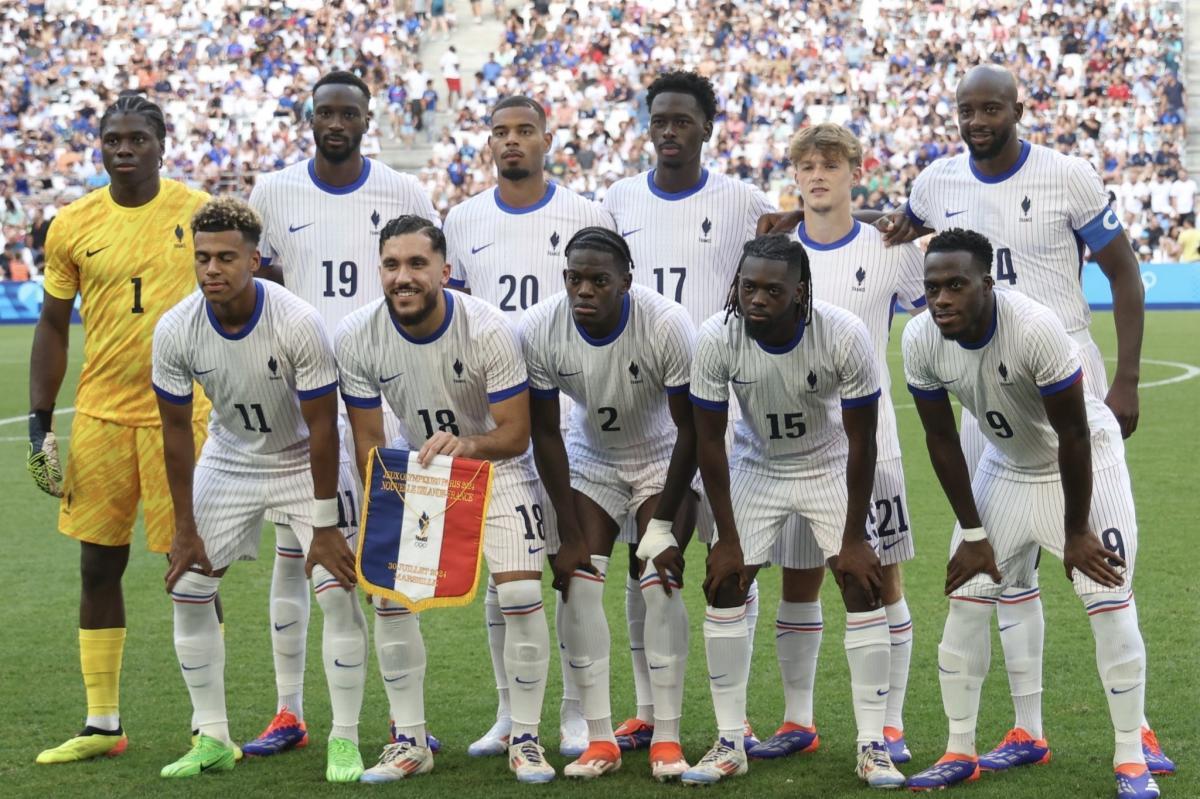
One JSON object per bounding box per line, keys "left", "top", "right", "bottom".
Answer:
{"left": 1043, "top": 380, "right": 1124, "bottom": 588}
{"left": 345, "top": 404, "right": 386, "bottom": 486}
{"left": 529, "top": 393, "right": 594, "bottom": 598}
{"left": 159, "top": 395, "right": 211, "bottom": 590}
{"left": 301, "top": 389, "right": 357, "bottom": 589}
{"left": 1093, "top": 233, "right": 1143, "bottom": 439}
{"left": 911, "top": 393, "right": 1002, "bottom": 594}
{"left": 834, "top": 401, "right": 884, "bottom": 604}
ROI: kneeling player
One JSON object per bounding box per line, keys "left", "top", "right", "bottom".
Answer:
{"left": 336, "top": 216, "right": 555, "bottom": 784}
{"left": 521, "top": 228, "right": 699, "bottom": 781}
{"left": 903, "top": 229, "right": 1159, "bottom": 799}
{"left": 153, "top": 198, "right": 368, "bottom": 782}
{"left": 685, "top": 235, "right": 905, "bottom": 788}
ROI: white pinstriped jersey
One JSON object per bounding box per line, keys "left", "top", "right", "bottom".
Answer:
{"left": 521, "top": 284, "right": 694, "bottom": 461}
{"left": 793, "top": 220, "right": 925, "bottom": 461}
{"left": 903, "top": 290, "right": 1122, "bottom": 479}
{"left": 444, "top": 182, "right": 615, "bottom": 319}
{"left": 690, "top": 300, "right": 880, "bottom": 474}
{"left": 248, "top": 158, "right": 439, "bottom": 335}
{"left": 602, "top": 169, "right": 776, "bottom": 326}
{"left": 905, "top": 140, "right": 1124, "bottom": 334}
{"left": 152, "top": 279, "right": 339, "bottom": 473}
{"left": 334, "top": 290, "right": 537, "bottom": 484}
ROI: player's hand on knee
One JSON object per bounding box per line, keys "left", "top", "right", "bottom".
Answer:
{"left": 551, "top": 538, "right": 596, "bottom": 601}
{"left": 945, "top": 539, "right": 1002, "bottom": 595}
{"left": 702, "top": 539, "right": 746, "bottom": 606}
{"left": 1063, "top": 531, "right": 1125, "bottom": 588}
{"left": 835, "top": 540, "right": 883, "bottom": 600}
{"left": 165, "top": 527, "right": 213, "bottom": 591}
{"left": 876, "top": 210, "right": 915, "bottom": 246}
{"left": 1104, "top": 381, "right": 1139, "bottom": 439}
{"left": 26, "top": 412, "right": 63, "bottom": 497}
{"left": 650, "top": 546, "right": 685, "bottom": 597}
{"left": 307, "top": 526, "right": 357, "bottom": 589}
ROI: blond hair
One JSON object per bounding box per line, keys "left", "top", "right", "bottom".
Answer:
{"left": 788, "top": 123, "right": 863, "bottom": 169}
{"left": 191, "top": 196, "right": 263, "bottom": 245}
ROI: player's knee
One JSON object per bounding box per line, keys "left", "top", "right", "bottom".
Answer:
{"left": 627, "top": 542, "right": 640, "bottom": 581}
{"left": 781, "top": 567, "right": 823, "bottom": 602}
{"left": 494, "top": 578, "right": 542, "bottom": 625}
{"left": 708, "top": 573, "right": 746, "bottom": 609}
{"left": 80, "top": 542, "right": 129, "bottom": 591}
{"left": 839, "top": 580, "right": 881, "bottom": 613}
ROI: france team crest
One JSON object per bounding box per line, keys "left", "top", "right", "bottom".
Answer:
{"left": 356, "top": 447, "right": 494, "bottom": 610}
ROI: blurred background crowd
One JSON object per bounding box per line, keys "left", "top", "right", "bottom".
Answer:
{"left": 1, "top": 0, "right": 1194, "bottom": 280}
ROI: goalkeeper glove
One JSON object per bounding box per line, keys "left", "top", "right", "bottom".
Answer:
{"left": 27, "top": 408, "right": 63, "bottom": 497}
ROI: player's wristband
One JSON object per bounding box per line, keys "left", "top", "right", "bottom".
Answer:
{"left": 636, "top": 518, "right": 678, "bottom": 562}
{"left": 312, "top": 497, "right": 340, "bottom": 528}
{"left": 960, "top": 526, "right": 988, "bottom": 542}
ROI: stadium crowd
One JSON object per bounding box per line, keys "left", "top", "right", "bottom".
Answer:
{"left": 1, "top": 0, "right": 1196, "bottom": 274}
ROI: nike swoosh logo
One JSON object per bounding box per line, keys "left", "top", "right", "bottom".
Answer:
{"left": 557, "top": 370, "right": 582, "bottom": 377}
{"left": 731, "top": 378, "right": 757, "bottom": 384}
{"left": 528, "top": 546, "right": 544, "bottom": 555}
{"left": 487, "top": 622, "right": 504, "bottom": 628}
{"left": 273, "top": 621, "right": 297, "bottom": 631}
{"left": 938, "top": 666, "right": 959, "bottom": 674}
{"left": 380, "top": 372, "right": 404, "bottom": 383}
{"left": 708, "top": 673, "right": 727, "bottom": 681}
{"left": 334, "top": 659, "right": 363, "bottom": 668}
{"left": 289, "top": 223, "right": 314, "bottom": 233}
{"left": 471, "top": 243, "right": 494, "bottom": 254}
{"left": 876, "top": 688, "right": 889, "bottom": 696}
{"left": 649, "top": 664, "right": 667, "bottom": 670}
{"left": 621, "top": 228, "right": 643, "bottom": 237}
{"left": 568, "top": 661, "right": 587, "bottom": 669}
{"left": 181, "top": 663, "right": 207, "bottom": 671}
{"left": 944, "top": 210, "right": 968, "bottom": 218}
{"left": 193, "top": 368, "right": 216, "bottom": 376}
{"left": 881, "top": 539, "right": 902, "bottom": 551}
{"left": 1110, "top": 683, "right": 1142, "bottom": 695}
{"left": 200, "top": 761, "right": 219, "bottom": 772}
{"left": 998, "top": 622, "right": 1020, "bottom": 632}
{"left": 384, "top": 675, "right": 407, "bottom": 683}
{"left": 943, "top": 378, "right": 959, "bottom": 384}
{"left": 85, "top": 245, "right": 111, "bottom": 257}
{"left": 514, "top": 676, "right": 540, "bottom": 684}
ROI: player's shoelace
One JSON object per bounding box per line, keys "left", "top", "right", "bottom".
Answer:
{"left": 377, "top": 741, "right": 414, "bottom": 766}
{"left": 697, "top": 740, "right": 737, "bottom": 767}
{"left": 515, "top": 738, "right": 546, "bottom": 765}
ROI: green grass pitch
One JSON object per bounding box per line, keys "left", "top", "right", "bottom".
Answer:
{"left": 0, "top": 312, "right": 1196, "bottom": 798}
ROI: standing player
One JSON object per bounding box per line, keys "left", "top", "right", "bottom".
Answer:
{"left": 903, "top": 229, "right": 1160, "bottom": 799}
{"left": 601, "top": 70, "right": 776, "bottom": 750}
{"left": 246, "top": 69, "right": 440, "bottom": 757}
{"left": 336, "top": 216, "right": 555, "bottom": 784}
{"left": 28, "top": 95, "right": 210, "bottom": 764}
{"left": 683, "top": 235, "right": 905, "bottom": 789}
{"left": 521, "top": 228, "right": 698, "bottom": 781}
{"left": 443, "top": 94, "right": 615, "bottom": 758}
{"left": 153, "top": 197, "right": 368, "bottom": 783}
{"left": 751, "top": 124, "right": 926, "bottom": 763}
{"left": 881, "top": 64, "right": 1171, "bottom": 775}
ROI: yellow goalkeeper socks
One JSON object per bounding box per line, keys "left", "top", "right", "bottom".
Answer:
{"left": 80, "top": 627, "right": 125, "bottom": 731}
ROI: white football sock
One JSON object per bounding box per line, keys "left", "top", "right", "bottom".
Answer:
{"left": 270, "top": 523, "right": 309, "bottom": 721}
{"left": 555, "top": 590, "right": 582, "bottom": 722}
{"left": 940, "top": 599, "right": 994, "bottom": 756}
{"left": 641, "top": 568, "right": 688, "bottom": 744}
{"left": 997, "top": 586, "right": 1044, "bottom": 738}
{"left": 483, "top": 577, "right": 511, "bottom": 721}
{"left": 745, "top": 579, "right": 760, "bottom": 656}
{"left": 497, "top": 579, "right": 550, "bottom": 740}
{"left": 1086, "top": 593, "right": 1146, "bottom": 766}
{"left": 885, "top": 598, "right": 913, "bottom": 731}
{"left": 1129, "top": 596, "right": 1151, "bottom": 729}
{"left": 172, "top": 572, "right": 230, "bottom": 745}
{"left": 844, "top": 609, "right": 890, "bottom": 747}
{"left": 625, "top": 572, "right": 654, "bottom": 723}
{"left": 374, "top": 602, "right": 426, "bottom": 745}
{"left": 313, "top": 565, "right": 368, "bottom": 744}
{"left": 776, "top": 600, "right": 822, "bottom": 728}
{"left": 561, "top": 556, "right": 614, "bottom": 743}
{"left": 703, "top": 605, "right": 749, "bottom": 750}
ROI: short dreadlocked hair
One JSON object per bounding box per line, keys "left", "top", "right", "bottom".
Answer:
{"left": 191, "top": 196, "right": 262, "bottom": 245}
{"left": 564, "top": 227, "right": 634, "bottom": 272}
{"left": 647, "top": 70, "right": 718, "bottom": 122}
{"left": 378, "top": 215, "right": 446, "bottom": 258}
{"left": 723, "top": 234, "right": 812, "bottom": 324}
{"left": 100, "top": 93, "right": 167, "bottom": 145}
{"left": 926, "top": 227, "right": 993, "bottom": 275}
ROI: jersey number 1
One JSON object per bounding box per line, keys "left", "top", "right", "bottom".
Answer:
{"left": 322, "top": 260, "right": 358, "bottom": 297}
{"left": 131, "top": 277, "right": 144, "bottom": 314}
{"left": 653, "top": 267, "right": 686, "bottom": 303}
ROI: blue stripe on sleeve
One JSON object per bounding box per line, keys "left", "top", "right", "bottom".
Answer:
{"left": 153, "top": 383, "right": 193, "bottom": 405}
{"left": 297, "top": 381, "right": 338, "bottom": 401}
{"left": 446, "top": 277, "right": 466, "bottom": 289}
{"left": 907, "top": 384, "right": 948, "bottom": 401}
{"left": 689, "top": 393, "right": 728, "bottom": 412}
{"left": 1038, "top": 367, "right": 1083, "bottom": 397}
{"left": 529, "top": 386, "right": 559, "bottom": 399}
{"left": 665, "top": 382, "right": 690, "bottom": 396}
{"left": 840, "top": 389, "right": 882, "bottom": 409}
{"left": 904, "top": 202, "right": 925, "bottom": 228}
{"left": 1075, "top": 208, "right": 1123, "bottom": 252}
{"left": 341, "top": 392, "right": 382, "bottom": 409}
{"left": 488, "top": 381, "right": 528, "bottom": 403}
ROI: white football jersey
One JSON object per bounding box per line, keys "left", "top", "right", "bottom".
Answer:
{"left": 690, "top": 300, "right": 880, "bottom": 474}
{"left": 152, "top": 280, "right": 339, "bottom": 473}
{"left": 334, "top": 290, "right": 536, "bottom": 483}
{"left": 249, "top": 157, "right": 439, "bottom": 334}
{"left": 443, "top": 182, "right": 615, "bottom": 319}
{"left": 906, "top": 140, "right": 1124, "bottom": 334}
{"left": 603, "top": 168, "right": 776, "bottom": 326}
{"left": 521, "top": 284, "right": 694, "bottom": 462}
{"left": 903, "top": 290, "right": 1123, "bottom": 479}
{"left": 793, "top": 221, "right": 926, "bottom": 461}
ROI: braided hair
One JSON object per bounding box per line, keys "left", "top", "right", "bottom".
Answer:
{"left": 99, "top": 93, "right": 167, "bottom": 145}
{"left": 564, "top": 226, "right": 634, "bottom": 272}
{"left": 378, "top": 215, "right": 446, "bottom": 257}
{"left": 723, "top": 234, "right": 812, "bottom": 324}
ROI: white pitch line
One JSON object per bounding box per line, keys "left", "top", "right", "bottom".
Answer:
{"left": 0, "top": 407, "right": 74, "bottom": 427}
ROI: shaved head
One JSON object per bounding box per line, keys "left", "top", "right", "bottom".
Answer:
{"left": 957, "top": 64, "right": 1019, "bottom": 104}
{"left": 955, "top": 64, "right": 1023, "bottom": 162}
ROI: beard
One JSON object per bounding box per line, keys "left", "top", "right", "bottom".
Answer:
{"left": 315, "top": 132, "right": 363, "bottom": 163}
{"left": 742, "top": 314, "right": 772, "bottom": 341}
{"left": 388, "top": 286, "right": 440, "bottom": 328}
{"left": 964, "top": 125, "right": 1012, "bottom": 161}
{"left": 499, "top": 165, "right": 533, "bottom": 181}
